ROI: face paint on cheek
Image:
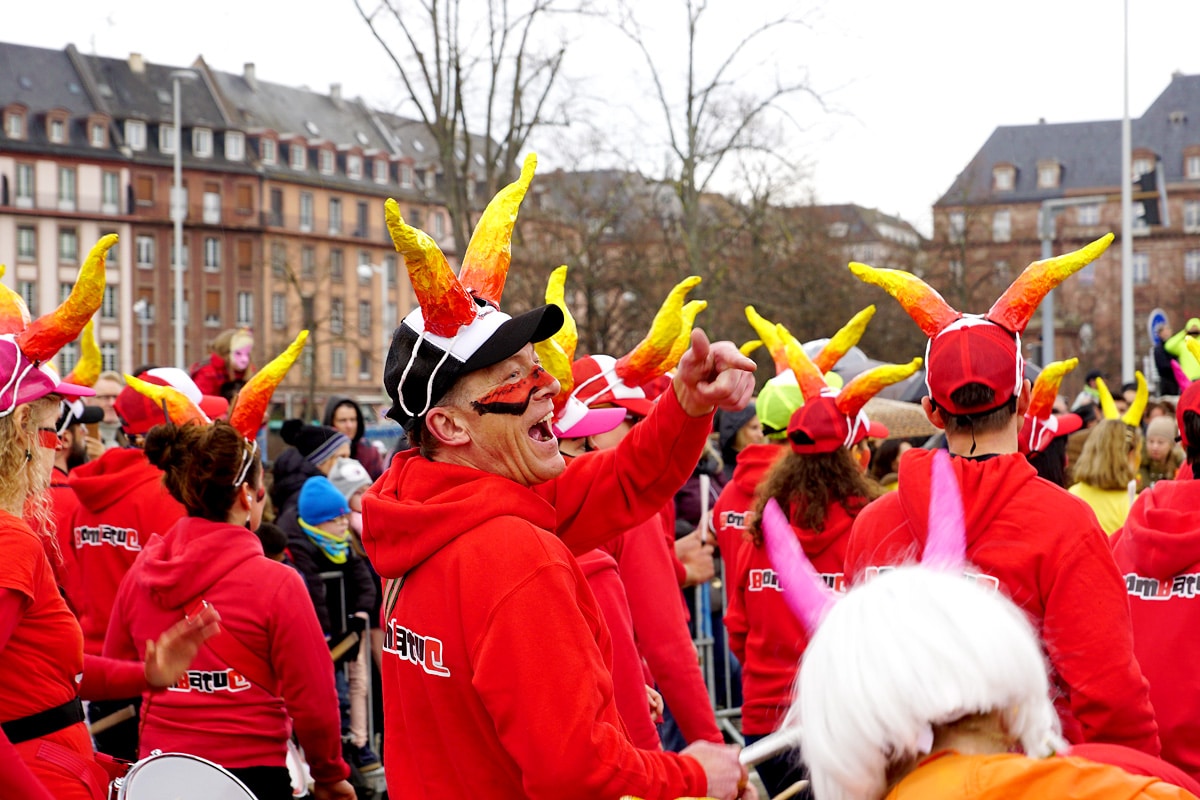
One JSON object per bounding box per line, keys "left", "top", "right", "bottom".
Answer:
{"left": 471, "top": 367, "right": 555, "bottom": 416}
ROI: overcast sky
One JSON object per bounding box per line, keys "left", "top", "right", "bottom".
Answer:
{"left": 10, "top": 0, "right": 1200, "bottom": 236}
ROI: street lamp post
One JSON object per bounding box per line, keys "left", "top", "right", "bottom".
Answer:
{"left": 170, "top": 69, "right": 198, "bottom": 369}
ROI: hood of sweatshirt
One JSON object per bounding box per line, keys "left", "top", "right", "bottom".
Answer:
{"left": 731, "top": 443, "right": 785, "bottom": 495}
{"left": 894, "top": 447, "right": 1042, "bottom": 549}
{"left": 1112, "top": 479, "right": 1200, "bottom": 579}
{"left": 68, "top": 447, "right": 165, "bottom": 513}
{"left": 322, "top": 395, "right": 365, "bottom": 443}
{"left": 136, "top": 517, "right": 265, "bottom": 611}
{"left": 361, "top": 450, "right": 556, "bottom": 579}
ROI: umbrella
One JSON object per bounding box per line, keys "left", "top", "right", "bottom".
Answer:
{"left": 863, "top": 397, "right": 939, "bottom": 441}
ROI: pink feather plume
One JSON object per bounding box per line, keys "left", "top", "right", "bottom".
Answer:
{"left": 922, "top": 449, "right": 967, "bottom": 570}
{"left": 761, "top": 497, "right": 837, "bottom": 634}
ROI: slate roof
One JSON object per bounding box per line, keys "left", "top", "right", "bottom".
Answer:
{"left": 80, "top": 53, "right": 227, "bottom": 129}
{"left": 0, "top": 43, "right": 94, "bottom": 114}
{"left": 938, "top": 72, "right": 1200, "bottom": 206}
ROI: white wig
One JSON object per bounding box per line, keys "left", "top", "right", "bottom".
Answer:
{"left": 789, "top": 566, "right": 1065, "bottom": 800}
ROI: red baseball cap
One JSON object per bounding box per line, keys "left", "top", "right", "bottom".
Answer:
{"left": 786, "top": 393, "right": 887, "bottom": 454}
{"left": 926, "top": 317, "right": 1025, "bottom": 416}
{"left": 570, "top": 354, "right": 656, "bottom": 418}
{"left": 1177, "top": 382, "right": 1200, "bottom": 448}
{"left": 1018, "top": 411, "right": 1084, "bottom": 455}
{"left": 116, "top": 370, "right": 229, "bottom": 435}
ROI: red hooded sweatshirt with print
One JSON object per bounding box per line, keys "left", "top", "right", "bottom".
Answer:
{"left": 1111, "top": 478, "right": 1200, "bottom": 782}
{"left": 725, "top": 500, "right": 856, "bottom": 735}
{"left": 845, "top": 448, "right": 1159, "bottom": 755}
{"left": 360, "top": 388, "right": 713, "bottom": 799}
{"left": 69, "top": 448, "right": 185, "bottom": 654}
{"left": 104, "top": 517, "right": 349, "bottom": 784}
{"left": 712, "top": 444, "right": 784, "bottom": 576}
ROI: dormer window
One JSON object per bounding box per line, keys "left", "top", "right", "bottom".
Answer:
{"left": 373, "top": 159, "right": 388, "bottom": 184}
{"left": 319, "top": 148, "right": 335, "bottom": 176}
{"left": 1036, "top": 160, "right": 1061, "bottom": 189}
{"left": 1133, "top": 156, "right": 1154, "bottom": 178}
{"left": 225, "top": 131, "right": 245, "bottom": 161}
{"left": 993, "top": 165, "right": 1015, "bottom": 192}
{"left": 49, "top": 118, "right": 65, "bottom": 144}
{"left": 89, "top": 120, "right": 107, "bottom": 147}
{"left": 193, "top": 127, "right": 213, "bottom": 158}
{"left": 160, "top": 124, "right": 177, "bottom": 155}
{"left": 125, "top": 120, "right": 147, "bottom": 151}
{"left": 347, "top": 154, "right": 363, "bottom": 180}
{"left": 5, "top": 109, "right": 25, "bottom": 140}
{"left": 1187, "top": 153, "right": 1200, "bottom": 180}
{"left": 400, "top": 163, "right": 414, "bottom": 188}
{"left": 260, "top": 136, "right": 277, "bottom": 165}
{"left": 290, "top": 141, "right": 307, "bottom": 170}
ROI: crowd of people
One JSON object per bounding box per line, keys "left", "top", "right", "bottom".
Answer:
{"left": 8, "top": 157, "right": 1200, "bottom": 800}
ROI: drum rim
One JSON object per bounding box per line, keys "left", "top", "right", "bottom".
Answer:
{"left": 118, "top": 751, "right": 256, "bottom": 798}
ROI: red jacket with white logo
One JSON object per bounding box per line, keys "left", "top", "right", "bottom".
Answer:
{"left": 360, "top": 388, "right": 713, "bottom": 799}
{"left": 1111, "top": 478, "right": 1200, "bottom": 781}
{"left": 725, "top": 500, "right": 856, "bottom": 735}
{"left": 68, "top": 448, "right": 185, "bottom": 654}
{"left": 104, "top": 516, "right": 349, "bottom": 784}
{"left": 845, "top": 448, "right": 1159, "bottom": 755}
{"left": 46, "top": 467, "right": 80, "bottom": 606}
{"left": 712, "top": 444, "right": 784, "bottom": 577}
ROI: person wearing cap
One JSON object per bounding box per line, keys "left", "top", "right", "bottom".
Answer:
{"left": 1113, "top": 381, "right": 1200, "bottom": 783}
{"left": 270, "top": 420, "right": 351, "bottom": 523}
{"left": 324, "top": 397, "right": 386, "bottom": 480}
{"left": 68, "top": 367, "right": 226, "bottom": 760}
{"left": 724, "top": 349, "right": 911, "bottom": 797}
{"left": 845, "top": 236, "right": 1160, "bottom": 755}
{"left": 46, "top": 401, "right": 105, "bottom": 605}
{"left": 0, "top": 236, "right": 219, "bottom": 800}
{"left": 361, "top": 159, "right": 756, "bottom": 799}
{"left": 1140, "top": 416, "right": 1184, "bottom": 490}
{"left": 1018, "top": 360, "right": 1085, "bottom": 488}
{"left": 1164, "top": 318, "right": 1200, "bottom": 382}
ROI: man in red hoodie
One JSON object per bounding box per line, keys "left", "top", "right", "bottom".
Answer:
{"left": 844, "top": 239, "right": 1160, "bottom": 755}
{"left": 1112, "top": 382, "right": 1200, "bottom": 781}
{"left": 361, "top": 181, "right": 756, "bottom": 800}
{"left": 69, "top": 368, "right": 226, "bottom": 758}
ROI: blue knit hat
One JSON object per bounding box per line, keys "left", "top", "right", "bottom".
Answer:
{"left": 298, "top": 476, "right": 351, "bottom": 525}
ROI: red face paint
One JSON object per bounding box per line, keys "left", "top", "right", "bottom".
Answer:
{"left": 471, "top": 367, "right": 555, "bottom": 416}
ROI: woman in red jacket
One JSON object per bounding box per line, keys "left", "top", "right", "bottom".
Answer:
{"left": 725, "top": 346, "right": 918, "bottom": 797}
{"left": 104, "top": 333, "right": 355, "bottom": 800}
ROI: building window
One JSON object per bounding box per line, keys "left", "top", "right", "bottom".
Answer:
{"left": 272, "top": 293, "right": 286, "bottom": 329}
{"left": 330, "top": 298, "right": 344, "bottom": 335}
{"left": 992, "top": 210, "right": 1011, "bottom": 243}
{"left": 330, "top": 248, "right": 344, "bottom": 279}
{"left": 101, "top": 285, "right": 117, "bottom": 320}
{"left": 358, "top": 251, "right": 372, "bottom": 285}
{"left": 58, "top": 228, "right": 78, "bottom": 263}
{"left": 237, "top": 292, "right": 253, "bottom": 326}
{"left": 272, "top": 242, "right": 287, "bottom": 277}
{"left": 203, "top": 237, "right": 221, "bottom": 271}
{"left": 347, "top": 154, "right": 363, "bottom": 180}
{"left": 359, "top": 349, "right": 372, "bottom": 380}
{"left": 1077, "top": 203, "right": 1100, "bottom": 226}
{"left": 949, "top": 259, "right": 963, "bottom": 282}
{"left": 134, "top": 174, "right": 155, "bottom": 206}
{"left": 101, "top": 342, "right": 117, "bottom": 373}
{"left": 159, "top": 124, "right": 177, "bottom": 155}
{"left": 373, "top": 159, "right": 388, "bottom": 184}
{"left": 125, "top": 120, "right": 147, "bottom": 151}
{"left": 948, "top": 212, "right": 965, "bottom": 243}
{"left": 17, "top": 227, "right": 35, "bottom": 260}
{"left": 1187, "top": 155, "right": 1200, "bottom": 180}
{"left": 1186, "top": 251, "right": 1200, "bottom": 283}
{"left": 101, "top": 171, "right": 120, "bottom": 214}
{"left": 57, "top": 167, "right": 76, "bottom": 211}
{"left": 18, "top": 281, "right": 36, "bottom": 315}
{"left": 49, "top": 118, "right": 65, "bottom": 144}
{"left": 400, "top": 164, "right": 414, "bottom": 188}
{"left": 235, "top": 184, "right": 253, "bottom": 214}
{"left": 5, "top": 111, "right": 24, "bottom": 139}
{"left": 90, "top": 122, "right": 106, "bottom": 147}
{"left": 355, "top": 201, "right": 369, "bottom": 238}
{"left": 235, "top": 238, "right": 252, "bottom": 272}
{"left": 225, "top": 131, "right": 245, "bottom": 161}
{"left": 1037, "top": 162, "right": 1060, "bottom": 189}
{"left": 329, "top": 198, "right": 343, "bottom": 235}
{"left": 319, "top": 149, "right": 334, "bottom": 175}
{"left": 290, "top": 141, "right": 306, "bottom": 170}
{"left": 358, "top": 300, "right": 372, "bottom": 336}
{"left": 299, "top": 192, "right": 314, "bottom": 232}
{"left": 993, "top": 166, "right": 1015, "bottom": 192}
{"left": 268, "top": 188, "right": 283, "bottom": 226}
{"left": 59, "top": 342, "right": 79, "bottom": 377}
{"left": 1133, "top": 252, "right": 1150, "bottom": 285}
{"left": 15, "top": 163, "right": 33, "bottom": 207}
{"left": 301, "top": 246, "right": 315, "bottom": 279}
{"left": 204, "top": 290, "right": 222, "bottom": 327}
{"left": 1185, "top": 201, "right": 1200, "bottom": 233}
{"left": 331, "top": 347, "right": 346, "bottom": 379}
{"left": 136, "top": 235, "right": 155, "bottom": 268}
{"left": 1133, "top": 157, "right": 1154, "bottom": 178}
{"left": 260, "top": 137, "right": 277, "bottom": 165}
{"left": 433, "top": 211, "right": 445, "bottom": 238}
{"left": 193, "top": 128, "right": 213, "bottom": 158}
{"left": 203, "top": 190, "right": 221, "bottom": 224}
{"left": 385, "top": 255, "right": 397, "bottom": 287}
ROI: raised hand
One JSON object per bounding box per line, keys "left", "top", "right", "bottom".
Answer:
{"left": 673, "top": 329, "right": 756, "bottom": 417}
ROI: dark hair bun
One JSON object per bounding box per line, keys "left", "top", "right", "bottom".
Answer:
{"left": 143, "top": 424, "right": 193, "bottom": 472}
{"left": 281, "top": 418, "right": 304, "bottom": 445}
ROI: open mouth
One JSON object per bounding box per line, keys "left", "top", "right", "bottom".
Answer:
{"left": 529, "top": 411, "right": 556, "bottom": 443}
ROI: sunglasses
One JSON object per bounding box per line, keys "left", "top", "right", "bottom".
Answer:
{"left": 37, "top": 428, "right": 61, "bottom": 449}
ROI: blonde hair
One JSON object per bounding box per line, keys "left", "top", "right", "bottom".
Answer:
{"left": 1072, "top": 419, "right": 1140, "bottom": 491}
{"left": 0, "top": 397, "right": 61, "bottom": 556}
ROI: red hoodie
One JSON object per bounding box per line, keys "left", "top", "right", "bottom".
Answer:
{"left": 1111, "top": 479, "right": 1200, "bottom": 781}
{"left": 725, "top": 500, "right": 855, "bottom": 735}
{"left": 712, "top": 444, "right": 784, "bottom": 576}
{"left": 360, "top": 388, "right": 712, "bottom": 798}
{"left": 46, "top": 467, "right": 80, "bottom": 605}
{"left": 69, "top": 448, "right": 185, "bottom": 654}
{"left": 104, "top": 517, "right": 349, "bottom": 784}
{"left": 845, "top": 448, "right": 1160, "bottom": 755}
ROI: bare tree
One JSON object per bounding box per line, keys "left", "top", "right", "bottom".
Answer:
{"left": 355, "top": 0, "right": 582, "bottom": 255}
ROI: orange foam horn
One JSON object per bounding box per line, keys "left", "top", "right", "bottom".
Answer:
{"left": 745, "top": 306, "right": 789, "bottom": 374}
{"left": 458, "top": 153, "right": 537, "bottom": 306}
{"left": 64, "top": 319, "right": 101, "bottom": 388}
{"left": 386, "top": 199, "right": 475, "bottom": 338}
{"left": 229, "top": 330, "right": 309, "bottom": 441}
{"left": 663, "top": 300, "right": 707, "bottom": 373}
{"left": 535, "top": 265, "right": 577, "bottom": 410}
{"left": 0, "top": 265, "right": 31, "bottom": 336}
{"left": 1027, "top": 358, "right": 1078, "bottom": 421}
{"left": 124, "top": 373, "right": 209, "bottom": 427}
{"left": 836, "top": 358, "right": 923, "bottom": 419}
{"left": 987, "top": 234, "right": 1113, "bottom": 333}
{"left": 814, "top": 305, "right": 875, "bottom": 374}
{"left": 849, "top": 262, "right": 958, "bottom": 339}
{"left": 18, "top": 234, "right": 113, "bottom": 363}
{"left": 615, "top": 276, "right": 701, "bottom": 387}
{"left": 780, "top": 324, "right": 827, "bottom": 402}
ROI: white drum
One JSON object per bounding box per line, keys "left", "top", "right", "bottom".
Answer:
{"left": 110, "top": 752, "right": 257, "bottom": 799}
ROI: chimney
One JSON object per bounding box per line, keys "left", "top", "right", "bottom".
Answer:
{"left": 331, "top": 82, "right": 343, "bottom": 109}
{"left": 244, "top": 62, "right": 257, "bottom": 91}
{"left": 129, "top": 52, "right": 145, "bottom": 74}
